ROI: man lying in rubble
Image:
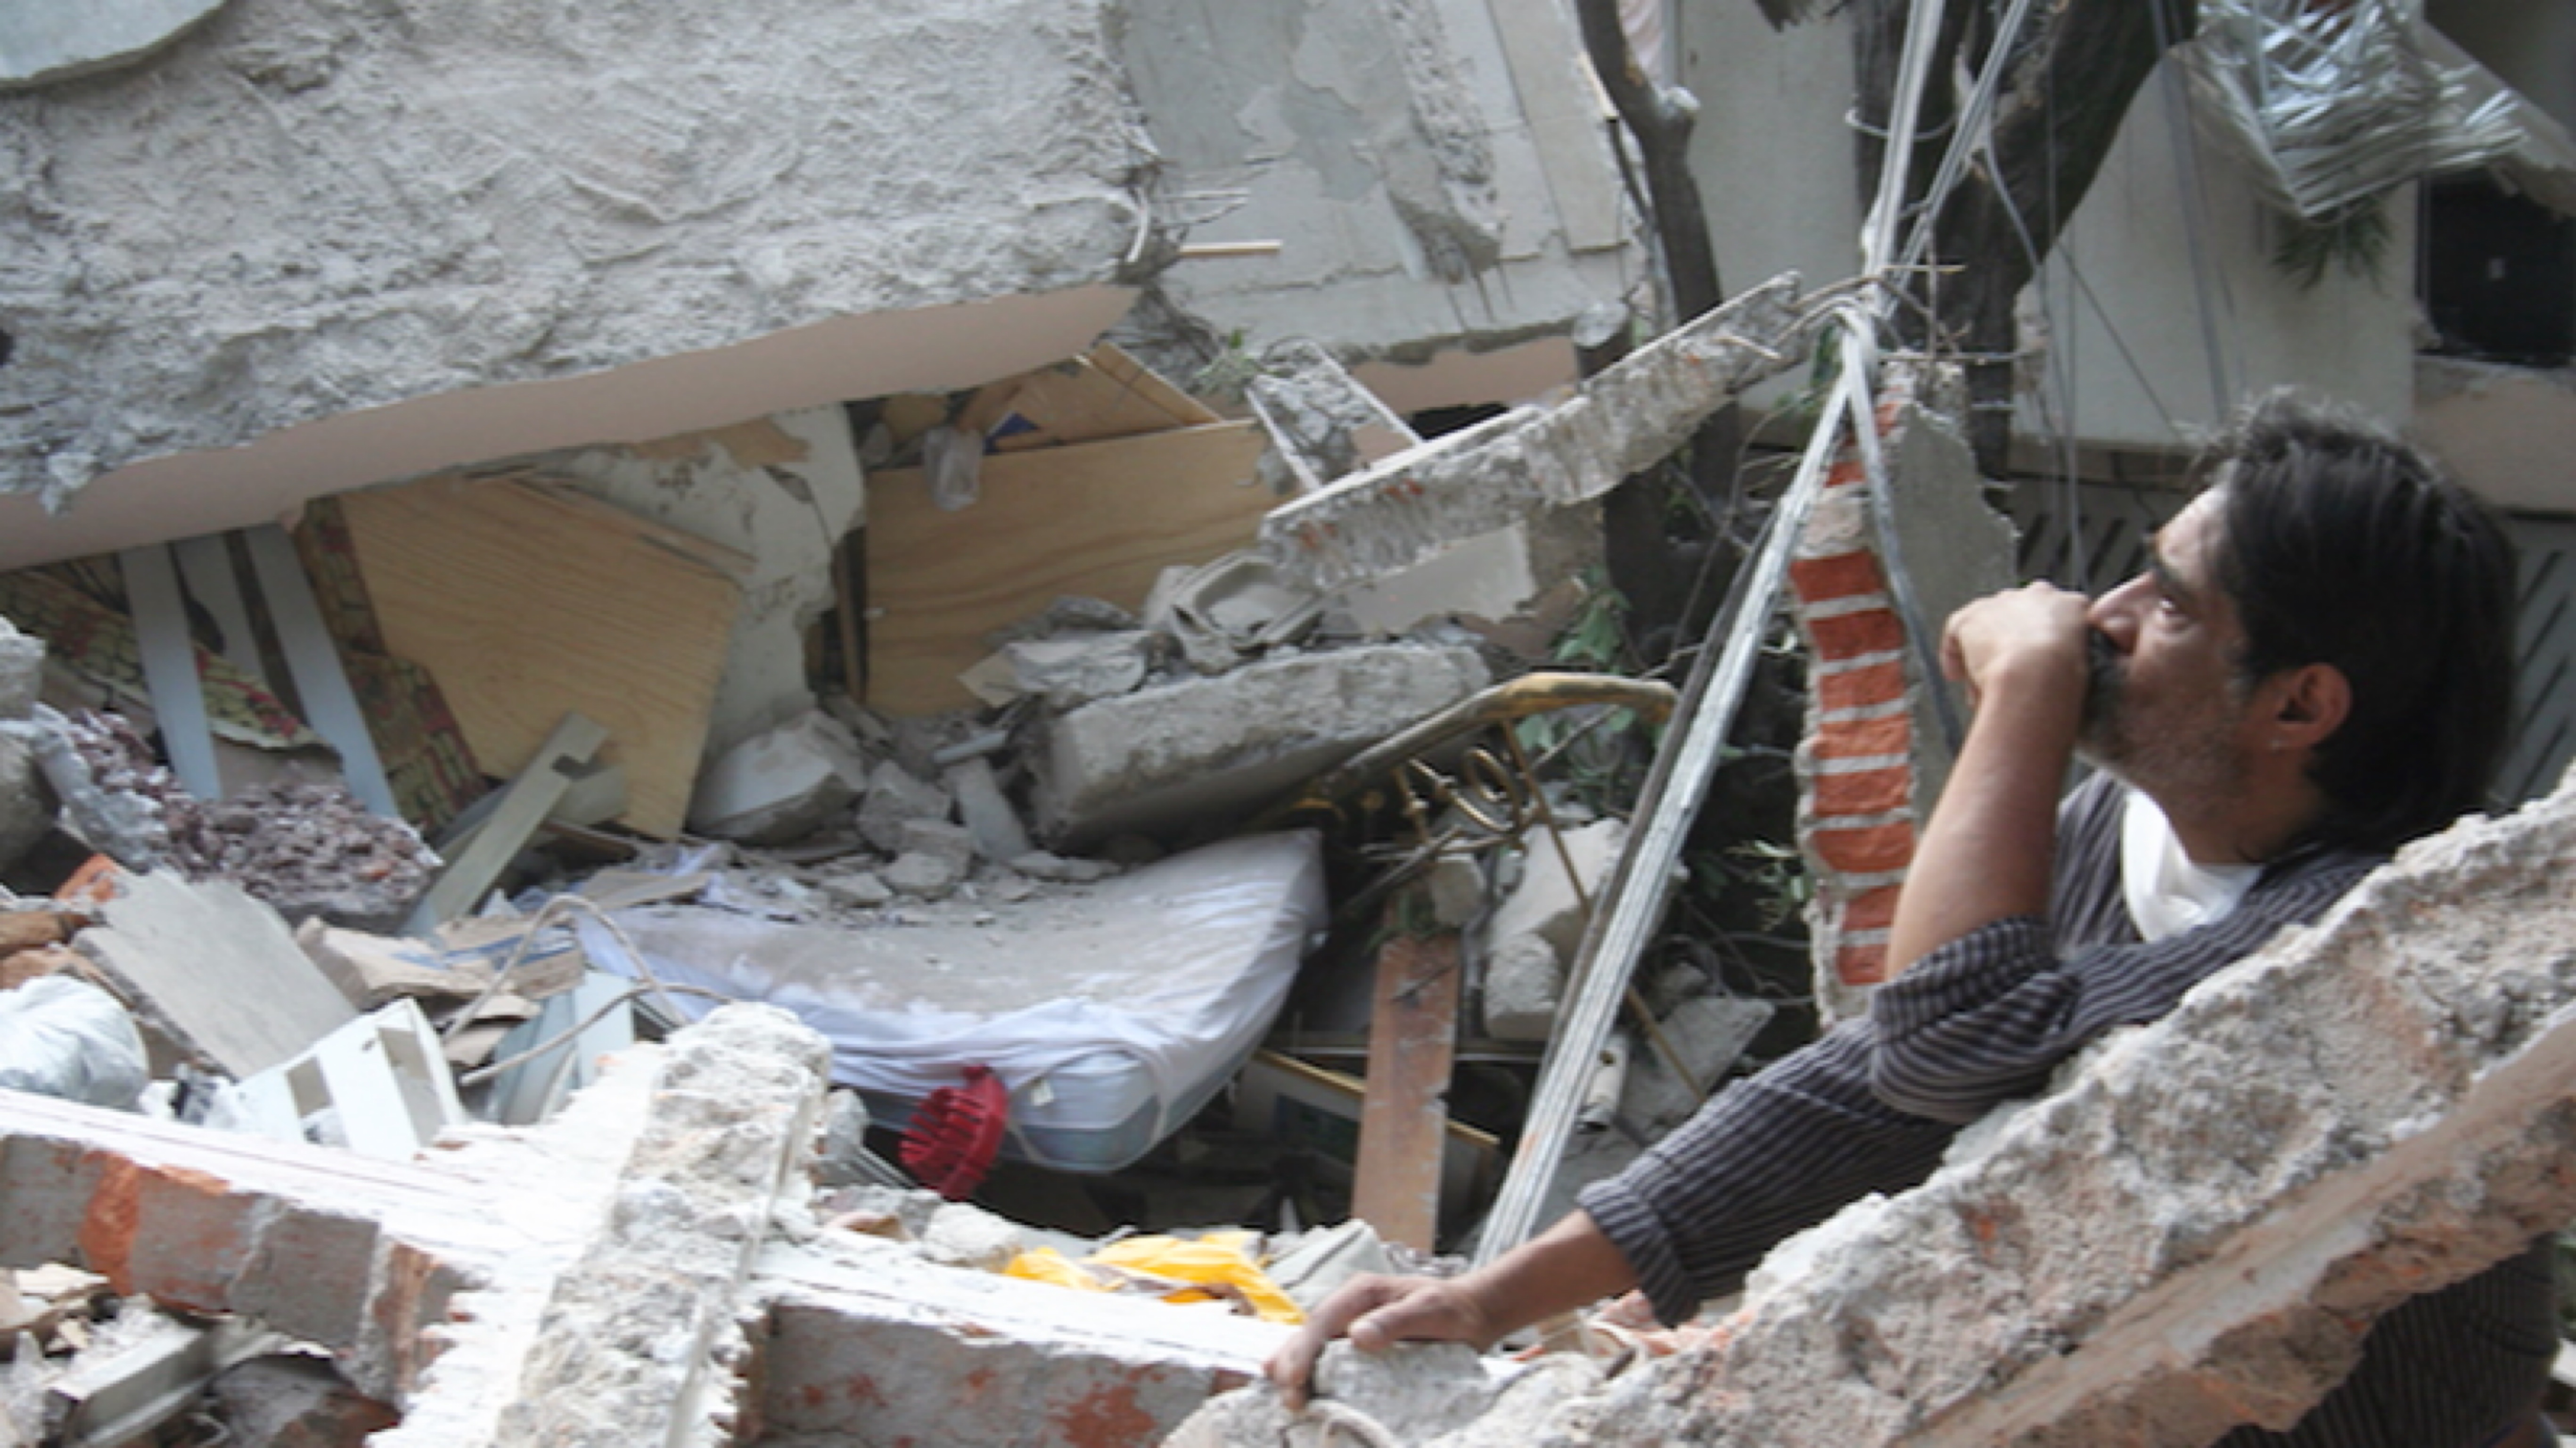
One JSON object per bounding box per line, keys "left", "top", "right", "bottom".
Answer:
{"left": 1269, "top": 391, "right": 2556, "bottom": 1447}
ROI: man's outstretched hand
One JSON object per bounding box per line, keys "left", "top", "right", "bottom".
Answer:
{"left": 1263, "top": 1273, "right": 1501, "bottom": 1410}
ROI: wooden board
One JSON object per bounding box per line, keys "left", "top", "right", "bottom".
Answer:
{"left": 865, "top": 420, "right": 1274, "bottom": 716}
{"left": 339, "top": 475, "right": 741, "bottom": 839}
{"left": 1351, "top": 929, "right": 1462, "bottom": 1253}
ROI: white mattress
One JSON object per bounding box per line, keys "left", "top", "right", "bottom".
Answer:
{"left": 580, "top": 831, "right": 1326, "bottom": 1173}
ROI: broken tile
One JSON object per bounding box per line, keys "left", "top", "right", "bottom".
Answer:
{"left": 74, "top": 870, "right": 355, "bottom": 1079}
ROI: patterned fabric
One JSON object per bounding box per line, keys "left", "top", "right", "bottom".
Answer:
{"left": 292, "top": 500, "right": 485, "bottom": 831}
{"left": 0, "top": 563, "right": 321, "bottom": 749}
{"left": 1577, "top": 771, "right": 2553, "bottom": 1446}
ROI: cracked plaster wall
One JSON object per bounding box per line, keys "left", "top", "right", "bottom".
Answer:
{"left": 0, "top": 0, "right": 1148, "bottom": 560}
{"left": 1119, "top": 0, "right": 1638, "bottom": 379}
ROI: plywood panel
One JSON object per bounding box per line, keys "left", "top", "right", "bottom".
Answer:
{"left": 866, "top": 421, "right": 1274, "bottom": 716}
{"left": 339, "top": 474, "right": 740, "bottom": 838}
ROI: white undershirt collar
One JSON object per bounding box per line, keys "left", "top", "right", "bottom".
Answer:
{"left": 2120, "top": 787, "right": 2261, "bottom": 942}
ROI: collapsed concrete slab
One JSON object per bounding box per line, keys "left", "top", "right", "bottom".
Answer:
{"left": 0, "top": 0, "right": 1146, "bottom": 564}
{"left": 1029, "top": 642, "right": 1489, "bottom": 847}
{"left": 1175, "top": 767, "right": 2576, "bottom": 1445}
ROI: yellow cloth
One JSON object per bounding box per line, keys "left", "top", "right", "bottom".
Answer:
{"left": 1004, "top": 1232, "right": 1304, "bottom": 1325}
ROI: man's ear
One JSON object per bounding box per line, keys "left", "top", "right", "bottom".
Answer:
{"left": 2267, "top": 662, "right": 2351, "bottom": 751}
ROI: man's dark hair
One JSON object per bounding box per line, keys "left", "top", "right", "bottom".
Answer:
{"left": 2196, "top": 390, "right": 2519, "bottom": 852}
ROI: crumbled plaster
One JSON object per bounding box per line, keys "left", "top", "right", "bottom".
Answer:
{"left": 544, "top": 408, "right": 866, "bottom": 762}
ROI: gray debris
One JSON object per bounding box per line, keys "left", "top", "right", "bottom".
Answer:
{"left": 943, "top": 757, "right": 1034, "bottom": 863}
{"left": 857, "top": 761, "right": 952, "bottom": 856}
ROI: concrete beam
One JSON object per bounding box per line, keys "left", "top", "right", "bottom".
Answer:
{"left": 0, "top": 1002, "right": 828, "bottom": 1435}
{"left": 1031, "top": 642, "right": 1490, "bottom": 847}
{"left": 749, "top": 1234, "right": 1283, "bottom": 1448}
{"left": 1174, "top": 764, "right": 2576, "bottom": 1444}
{"left": 1255, "top": 275, "right": 1820, "bottom": 592}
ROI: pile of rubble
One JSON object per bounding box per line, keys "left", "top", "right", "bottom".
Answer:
{"left": 0, "top": 314, "right": 1821, "bottom": 1443}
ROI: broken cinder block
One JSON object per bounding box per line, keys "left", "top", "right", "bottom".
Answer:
{"left": 689, "top": 708, "right": 874, "bottom": 846}
{"left": 1030, "top": 642, "right": 1489, "bottom": 847}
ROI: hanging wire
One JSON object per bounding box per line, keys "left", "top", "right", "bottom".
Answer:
{"left": 2152, "top": 0, "right": 2246, "bottom": 423}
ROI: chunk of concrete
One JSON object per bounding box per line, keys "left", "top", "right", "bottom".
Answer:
{"left": 688, "top": 708, "right": 872, "bottom": 846}
{"left": 0, "top": 617, "right": 41, "bottom": 719}
{"left": 1001, "top": 631, "right": 1154, "bottom": 709}
{"left": 1010, "top": 850, "right": 1118, "bottom": 884}
{"left": 1166, "top": 1341, "right": 1601, "bottom": 1448}
{"left": 1031, "top": 643, "right": 1489, "bottom": 847}
{"left": 75, "top": 870, "right": 357, "bottom": 1079}
{"left": 943, "top": 757, "right": 1034, "bottom": 863}
{"left": 857, "top": 761, "right": 952, "bottom": 856}
{"left": 918, "top": 1202, "right": 1026, "bottom": 1273}
{"left": 1479, "top": 933, "right": 1561, "bottom": 1043}
{"left": 207, "top": 1355, "right": 399, "bottom": 1448}
{"left": 895, "top": 818, "right": 975, "bottom": 875}
{"left": 1482, "top": 818, "right": 1625, "bottom": 964}
{"left": 818, "top": 870, "right": 893, "bottom": 910}
{"left": 0, "top": 729, "right": 52, "bottom": 875}
{"left": 1619, "top": 994, "right": 1774, "bottom": 1133}
{"left": 0, "top": 0, "right": 229, "bottom": 91}
{"left": 754, "top": 1232, "right": 1289, "bottom": 1448}
{"left": 882, "top": 850, "right": 965, "bottom": 902}
{"left": 1263, "top": 1220, "right": 1395, "bottom": 1316}
{"left": 436, "top": 1005, "right": 831, "bottom": 1448}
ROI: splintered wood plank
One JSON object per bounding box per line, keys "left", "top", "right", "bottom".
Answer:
{"left": 865, "top": 420, "right": 1273, "bottom": 716}
{"left": 989, "top": 343, "right": 1221, "bottom": 452}
{"left": 1351, "top": 929, "right": 1463, "bottom": 1253}
{"left": 338, "top": 475, "right": 740, "bottom": 839}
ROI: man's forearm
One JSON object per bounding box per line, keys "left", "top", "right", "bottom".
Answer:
{"left": 1457, "top": 1209, "right": 1640, "bottom": 1337}
{"left": 1887, "top": 652, "right": 2081, "bottom": 976}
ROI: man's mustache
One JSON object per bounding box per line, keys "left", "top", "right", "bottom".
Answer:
{"left": 2081, "top": 629, "right": 2122, "bottom": 732}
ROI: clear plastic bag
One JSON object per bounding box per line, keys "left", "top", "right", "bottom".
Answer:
{"left": 921, "top": 424, "right": 984, "bottom": 512}
{"left": 0, "top": 975, "right": 148, "bottom": 1110}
